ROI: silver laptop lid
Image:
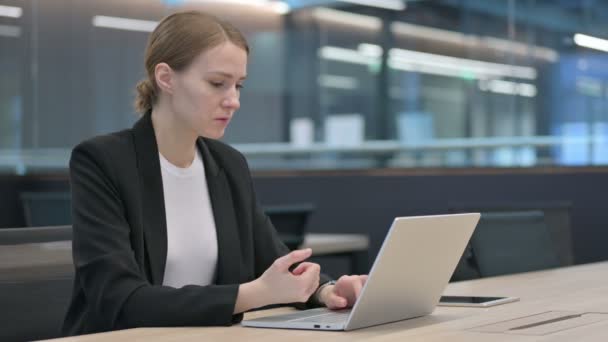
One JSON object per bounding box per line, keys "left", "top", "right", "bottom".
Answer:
{"left": 345, "top": 213, "right": 480, "bottom": 330}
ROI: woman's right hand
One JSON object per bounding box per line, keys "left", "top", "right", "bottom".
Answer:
{"left": 234, "top": 248, "right": 320, "bottom": 313}
{"left": 256, "top": 248, "right": 320, "bottom": 305}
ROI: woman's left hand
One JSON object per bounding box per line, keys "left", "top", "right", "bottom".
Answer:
{"left": 318, "top": 275, "right": 368, "bottom": 310}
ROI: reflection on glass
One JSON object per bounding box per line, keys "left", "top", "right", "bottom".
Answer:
{"left": 0, "top": 0, "right": 607, "bottom": 172}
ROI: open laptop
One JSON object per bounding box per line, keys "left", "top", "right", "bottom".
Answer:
{"left": 241, "top": 213, "right": 480, "bottom": 331}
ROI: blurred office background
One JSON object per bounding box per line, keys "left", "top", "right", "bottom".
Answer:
{"left": 2, "top": 0, "right": 608, "bottom": 274}
{"left": 2, "top": 0, "right": 608, "bottom": 263}
{"left": 1, "top": 0, "right": 607, "bottom": 172}
{"left": 1, "top": 1, "right": 608, "bottom": 339}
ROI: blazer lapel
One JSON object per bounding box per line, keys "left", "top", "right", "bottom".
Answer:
{"left": 197, "top": 138, "right": 242, "bottom": 285}
{"left": 132, "top": 112, "right": 167, "bottom": 285}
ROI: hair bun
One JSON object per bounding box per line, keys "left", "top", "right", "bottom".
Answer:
{"left": 134, "top": 79, "right": 156, "bottom": 114}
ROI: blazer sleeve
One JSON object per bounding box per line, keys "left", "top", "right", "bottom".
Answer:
{"left": 70, "top": 140, "right": 240, "bottom": 331}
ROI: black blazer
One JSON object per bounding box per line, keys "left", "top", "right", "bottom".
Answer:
{"left": 62, "top": 113, "right": 329, "bottom": 336}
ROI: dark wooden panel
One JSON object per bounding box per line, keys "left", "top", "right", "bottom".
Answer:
{"left": 1, "top": 167, "right": 607, "bottom": 266}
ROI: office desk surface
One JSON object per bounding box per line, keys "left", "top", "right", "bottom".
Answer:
{"left": 0, "top": 234, "right": 369, "bottom": 281}
{"left": 0, "top": 241, "right": 72, "bottom": 281}
{"left": 47, "top": 261, "right": 608, "bottom": 342}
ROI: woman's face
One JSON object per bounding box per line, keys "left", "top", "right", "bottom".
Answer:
{"left": 170, "top": 41, "right": 248, "bottom": 140}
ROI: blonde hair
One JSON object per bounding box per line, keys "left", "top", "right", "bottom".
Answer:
{"left": 134, "top": 11, "right": 249, "bottom": 113}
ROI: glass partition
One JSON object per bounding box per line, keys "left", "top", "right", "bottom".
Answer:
{"left": 0, "top": 0, "right": 607, "bottom": 173}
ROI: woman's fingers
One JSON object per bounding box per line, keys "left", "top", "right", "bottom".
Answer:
{"left": 325, "top": 291, "right": 348, "bottom": 309}
{"left": 274, "top": 248, "right": 312, "bottom": 271}
{"left": 291, "top": 262, "right": 316, "bottom": 275}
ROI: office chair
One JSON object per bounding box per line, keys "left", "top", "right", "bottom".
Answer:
{"left": 449, "top": 201, "right": 574, "bottom": 266}
{"left": 0, "top": 225, "right": 74, "bottom": 341}
{"left": 450, "top": 243, "right": 481, "bottom": 281}
{"left": 264, "top": 204, "right": 314, "bottom": 250}
{"left": 470, "top": 211, "right": 561, "bottom": 277}
{"left": 20, "top": 191, "right": 72, "bottom": 227}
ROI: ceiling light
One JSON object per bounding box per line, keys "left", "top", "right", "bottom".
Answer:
{"left": 92, "top": 16, "right": 158, "bottom": 32}
{"left": 320, "top": 44, "right": 537, "bottom": 80}
{"left": 358, "top": 43, "right": 383, "bottom": 57}
{"left": 182, "top": 0, "right": 289, "bottom": 14}
{"left": 0, "top": 24, "right": 20, "bottom": 37}
{"left": 389, "top": 48, "right": 537, "bottom": 79}
{"left": 318, "top": 74, "right": 359, "bottom": 89}
{"left": 0, "top": 5, "right": 22, "bottom": 18}
{"left": 318, "top": 46, "right": 378, "bottom": 65}
{"left": 312, "top": 8, "right": 381, "bottom": 30}
{"left": 478, "top": 79, "right": 537, "bottom": 97}
{"left": 574, "top": 33, "right": 608, "bottom": 53}
{"left": 337, "top": 0, "right": 405, "bottom": 11}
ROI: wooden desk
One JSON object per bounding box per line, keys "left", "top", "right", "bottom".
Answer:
{"left": 46, "top": 262, "right": 608, "bottom": 341}
{"left": 0, "top": 233, "right": 370, "bottom": 280}
{"left": 0, "top": 241, "right": 72, "bottom": 281}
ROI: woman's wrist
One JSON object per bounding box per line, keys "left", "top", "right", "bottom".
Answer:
{"left": 315, "top": 281, "right": 336, "bottom": 305}
{"left": 234, "top": 280, "right": 271, "bottom": 314}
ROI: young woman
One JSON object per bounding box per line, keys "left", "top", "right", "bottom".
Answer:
{"left": 63, "top": 10, "right": 367, "bottom": 336}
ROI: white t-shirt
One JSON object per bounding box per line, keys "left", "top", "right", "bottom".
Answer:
{"left": 159, "top": 150, "right": 218, "bottom": 288}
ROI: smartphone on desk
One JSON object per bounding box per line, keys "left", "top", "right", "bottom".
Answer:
{"left": 438, "top": 295, "right": 519, "bottom": 307}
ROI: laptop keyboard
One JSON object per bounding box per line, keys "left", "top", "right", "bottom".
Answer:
{"left": 287, "top": 310, "right": 351, "bottom": 324}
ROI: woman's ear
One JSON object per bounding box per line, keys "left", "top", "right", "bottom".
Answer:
{"left": 154, "top": 62, "right": 174, "bottom": 95}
